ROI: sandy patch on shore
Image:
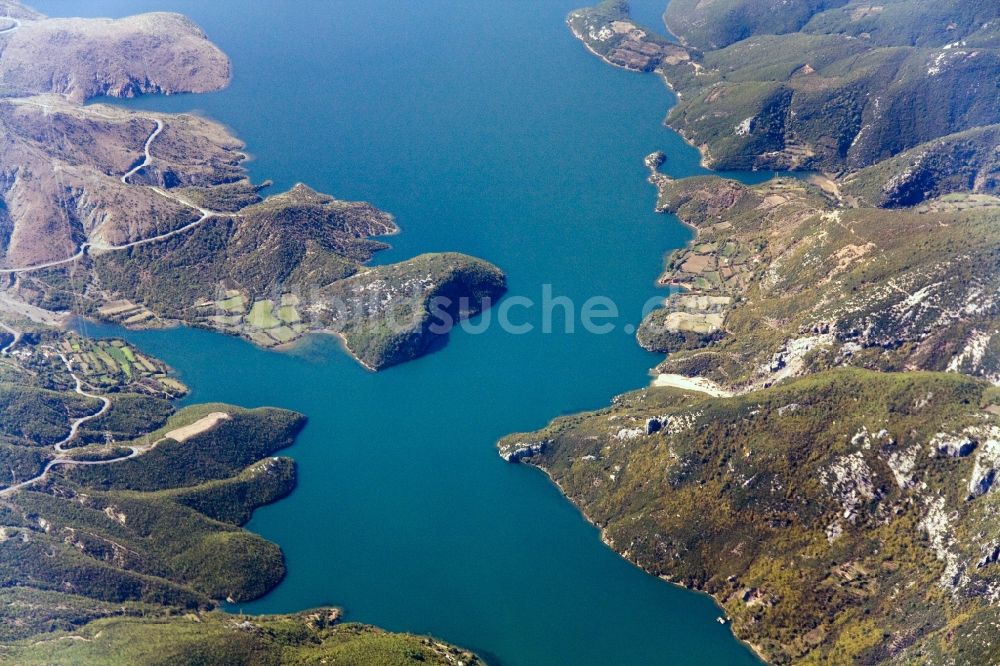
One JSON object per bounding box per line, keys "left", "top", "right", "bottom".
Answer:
{"left": 165, "top": 412, "right": 230, "bottom": 442}
{"left": 652, "top": 373, "right": 732, "bottom": 397}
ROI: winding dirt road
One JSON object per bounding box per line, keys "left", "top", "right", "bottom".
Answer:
{"left": 0, "top": 320, "right": 20, "bottom": 355}
{"left": 0, "top": 118, "right": 229, "bottom": 275}
{"left": 0, "top": 349, "right": 127, "bottom": 498}
{"left": 0, "top": 17, "right": 21, "bottom": 35}
{"left": 0, "top": 449, "right": 141, "bottom": 497}
{"left": 47, "top": 349, "right": 112, "bottom": 453}
{"left": 0, "top": 116, "right": 229, "bottom": 497}
{"left": 0, "top": 343, "right": 198, "bottom": 498}
{"left": 121, "top": 118, "right": 164, "bottom": 185}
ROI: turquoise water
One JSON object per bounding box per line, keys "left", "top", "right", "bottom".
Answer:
{"left": 35, "top": 1, "right": 767, "bottom": 663}
{"left": 628, "top": 0, "right": 674, "bottom": 38}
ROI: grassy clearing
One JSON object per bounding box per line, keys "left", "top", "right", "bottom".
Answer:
{"left": 105, "top": 345, "right": 131, "bottom": 378}
{"left": 267, "top": 326, "right": 296, "bottom": 344}
{"left": 277, "top": 304, "right": 301, "bottom": 324}
{"left": 215, "top": 295, "right": 246, "bottom": 314}
{"left": 247, "top": 300, "right": 281, "bottom": 329}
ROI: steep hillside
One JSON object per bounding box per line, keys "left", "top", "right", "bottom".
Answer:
{"left": 801, "top": 0, "right": 1000, "bottom": 47}
{"left": 664, "top": 0, "right": 847, "bottom": 50}
{"left": 570, "top": 0, "right": 1000, "bottom": 171}
{"left": 663, "top": 0, "right": 999, "bottom": 51}
{"left": 638, "top": 169, "right": 1000, "bottom": 390}
{"left": 500, "top": 370, "right": 1000, "bottom": 663}
{"left": 841, "top": 125, "right": 1000, "bottom": 207}
{"left": 0, "top": 327, "right": 479, "bottom": 664}
{"left": 0, "top": 98, "right": 202, "bottom": 268}
{"left": 504, "top": 2, "right": 1000, "bottom": 662}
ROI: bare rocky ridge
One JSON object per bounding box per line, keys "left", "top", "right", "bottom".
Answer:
{"left": 0, "top": 4, "right": 230, "bottom": 102}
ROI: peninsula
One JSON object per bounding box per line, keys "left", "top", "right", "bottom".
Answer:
{"left": 0, "top": 2, "right": 505, "bottom": 371}
{"left": 0, "top": 322, "right": 480, "bottom": 664}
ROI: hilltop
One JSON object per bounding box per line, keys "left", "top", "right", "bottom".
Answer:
{"left": 0, "top": 1, "right": 230, "bottom": 101}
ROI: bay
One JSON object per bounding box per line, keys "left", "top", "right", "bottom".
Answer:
{"left": 34, "top": 1, "right": 770, "bottom": 663}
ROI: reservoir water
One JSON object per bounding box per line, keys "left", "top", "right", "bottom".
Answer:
{"left": 34, "top": 1, "right": 767, "bottom": 663}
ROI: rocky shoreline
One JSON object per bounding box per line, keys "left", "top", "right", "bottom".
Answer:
{"left": 0, "top": 13, "right": 506, "bottom": 372}
{"left": 501, "top": 3, "right": 1000, "bottom": 663}
{"left": 514, "top": 446, "right": 770, "bottom": 663}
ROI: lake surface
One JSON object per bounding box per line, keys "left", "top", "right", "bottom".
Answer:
{"left": 628, "top": 0, "right": 676, "bottom": 39}
{"left": 35, "top": 1, "right": 766, "bottom": 663}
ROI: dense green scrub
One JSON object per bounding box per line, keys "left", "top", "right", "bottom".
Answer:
{"left": 536, "top": 2, "right": 1000, "bottom": 662}
{"left": 572, "top": 0, "right": 1000, "bottom": 170}
{"left": 501, "top": 370, "right": 1000, "bottom": 663}
{"left": 0, "top": 331, "right": 478, "bottom": 664}
{"left": 2, "top": 613, "right": 480, "bottom": 665}
{"left": 0, "top": 384, "right": 97, "bottom": 446}
{"left": 88, "top": 185, "right": 506, "bottom": 367}
{"left": 2, "top": 404, "right": 303, "bottom": 608}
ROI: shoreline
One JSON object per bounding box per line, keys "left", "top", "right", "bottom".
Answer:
{"left": 567, "top": 21, "right": 638, "bottom": 74}
{"left": 547, "top": 13, "right": 767, "bottom": 659}
{"left": 566, "top": 18, "right": 716, "bottom": 170}
{"left": 527, "top": 459, "right": 769, "bottom": 664}
{"left": 325, "top": 329, "right": 378, "bottom": 372}
{"left": 650, "top": 372, "right": 733, "bottom": 397}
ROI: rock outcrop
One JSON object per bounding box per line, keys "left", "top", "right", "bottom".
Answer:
{"left": 498, "top": 438, "right": 549, "bottom": 463}
{"left": 499, "top": 370, "right": 1000, "bottom": 664}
